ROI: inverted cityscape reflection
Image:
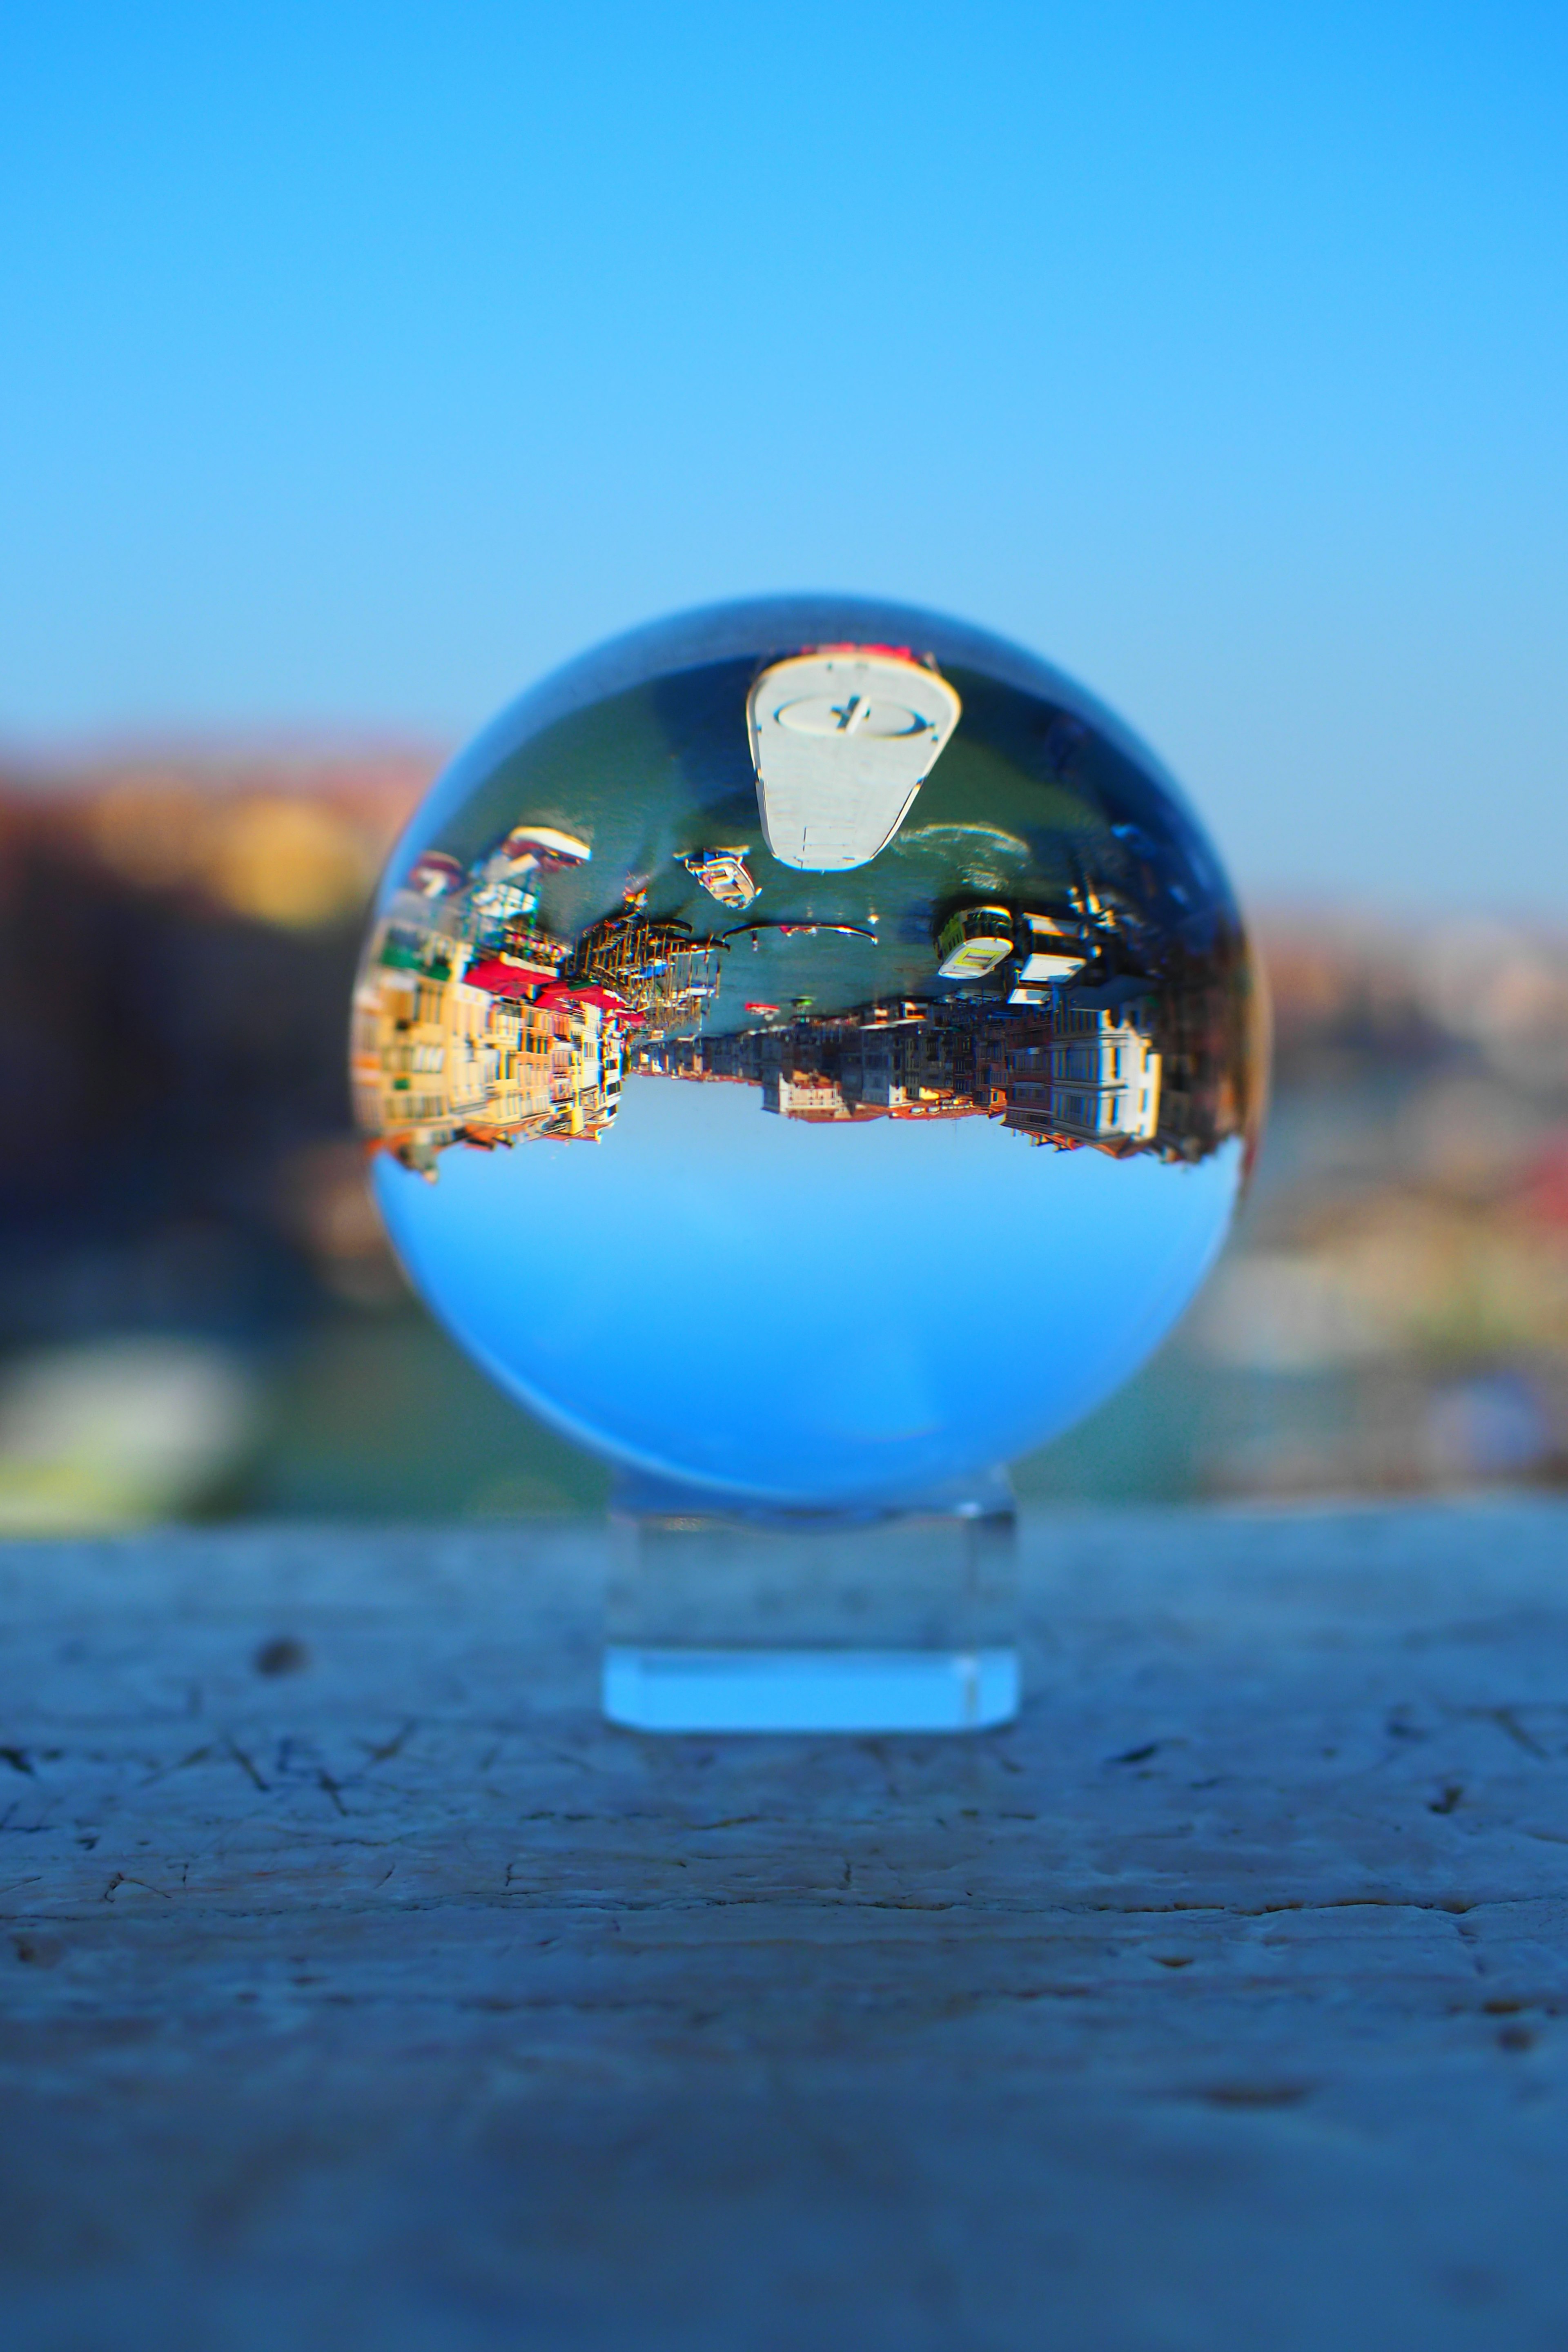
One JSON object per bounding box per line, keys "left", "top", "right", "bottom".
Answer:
{"left": 352, "top": 598, "right": 1265, "bottom": 1510}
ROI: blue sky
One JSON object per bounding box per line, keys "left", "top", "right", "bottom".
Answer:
{"left": 3, "top": 1, "right": 1565, "bottom": 911}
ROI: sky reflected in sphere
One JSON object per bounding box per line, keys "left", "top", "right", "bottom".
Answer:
{"left": 354, "top": 597, "right": 1265, "bottom": 1508}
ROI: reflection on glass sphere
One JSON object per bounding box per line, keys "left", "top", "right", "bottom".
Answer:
{"left": 352, "top": 598, "right": 1266, "bottom": 1510}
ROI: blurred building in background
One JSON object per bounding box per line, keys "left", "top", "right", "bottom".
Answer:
{"left": 0, "top": 746, "right": 608, "bottom": 1528}
{"left": 3, "top": 746, "right": 1568, "bottom": 1527}
{"left": 1154, "top": 913, "right": 1568, "bottom": 1503}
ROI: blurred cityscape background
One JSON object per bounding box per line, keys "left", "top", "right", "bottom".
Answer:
{"left": 4, "top": 743, "right": 1567, "bottom": 1529}
{"left": 6, "top": 8, "right": 1565, "bottom": 1529}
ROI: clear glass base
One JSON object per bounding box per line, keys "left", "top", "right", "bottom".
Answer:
{"left": 604, "top": 1470, "right": 1019, "bottom": 1735}
{"left": 603, "top": 1644, "right": 1019, "bottom": 1733}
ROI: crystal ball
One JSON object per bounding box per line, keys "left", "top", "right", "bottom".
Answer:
{"left": 352, "top": 597, "right": 1265, "bottom": 1509}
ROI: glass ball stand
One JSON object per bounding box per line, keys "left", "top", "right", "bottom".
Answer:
{"left": 604, "top": 1466, "right": 1019, "bottom": 1734}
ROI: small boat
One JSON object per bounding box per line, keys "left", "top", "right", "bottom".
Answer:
{"left": 682, "top": 849, "right": 758, "bottom": 909}
{"left": 408, "top": 850, "right": 465, "bottom": 898}
{"left": 1006, "top": 910, "right": 1088, "bottom": 998}
{"left": 723, "top": 919, "right": 878, "bottom": 944}
{"left": 497, "top": 825, "right": 592, "bottom": 872}
{"left": 935, "top": 906, "right": 1014, "bottom": 980}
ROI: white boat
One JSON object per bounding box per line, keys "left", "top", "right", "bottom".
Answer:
{"left": 1012, "top": 911, "right": 1087, "bottom": 988}
{"left": 1016, "top": 951, "right": 1085, "bottom": 983}
{"left": 747, "top": 649, "right": 961, "bottom": 872}
{"left": 498, "top": 825, "right": 592, "bottom": 870}
{"left": 682, "top": 848, "right": 758, "bottom": 909}
{"left": 935, "top": 906, "right": 1014, "bottom": 980}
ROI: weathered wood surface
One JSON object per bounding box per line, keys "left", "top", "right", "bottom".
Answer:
{"left": 4, "top": 1505, "right": 1568, "bottom": 2350}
